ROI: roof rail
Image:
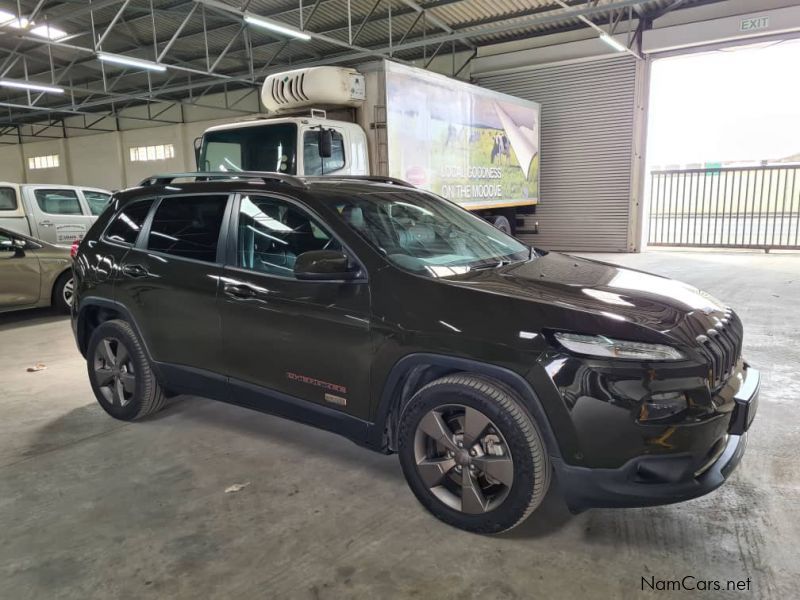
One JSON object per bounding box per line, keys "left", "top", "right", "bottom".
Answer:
{"left": 307, "top": 175, "right": 415, "bottom": 188}
{"left": 138, "top": 171, "right": 306, "bottom": 188}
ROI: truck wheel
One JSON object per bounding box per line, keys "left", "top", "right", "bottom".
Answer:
{"left": 398, "top": 374, "right": 550, "bottom": 534}
{"left": 87, "top": 319, "right": 167, "bottom": 421}
{"left": 52, "top": 271, "right": 74, "bottom": 313}
{"left": 492, "top": 214, "right": 513, "bottom": 235}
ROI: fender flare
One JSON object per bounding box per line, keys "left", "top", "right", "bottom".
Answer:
{"left": 368, "top": 353, "right": 562, "bottom": 461}
{"left": 75, "top": 296, "right": 154, "bottom": 362}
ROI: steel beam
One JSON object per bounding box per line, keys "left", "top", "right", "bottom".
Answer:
{"left": 552, "top": 0, "right": 642, "bottom": 58}
{"left": 157, "top": 3, "right": 200, "bottom": 62}
{"left": 95, "top": 0, "right": 134, "bottom": 50}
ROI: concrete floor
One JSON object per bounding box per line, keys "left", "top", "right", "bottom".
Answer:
{"left": 1, "top": 250, "right": 798, "bottom": 599}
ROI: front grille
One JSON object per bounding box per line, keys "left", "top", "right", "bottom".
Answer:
{"left": 693, "top": 309, "right": 743, "bottom": 390}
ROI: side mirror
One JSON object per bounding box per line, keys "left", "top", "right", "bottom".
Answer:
{"left": 193, "top": 137, "right": 202, "bottom": 169}
{"left": 12, "top": 237, "right": 26, "bottom": 257}
{"left": 318, "top": 129, "right": 333, "bottom": 159}
{"left": 294, "top": 250, "right": 360, "bottom": 281}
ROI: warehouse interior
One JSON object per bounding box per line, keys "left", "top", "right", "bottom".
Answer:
{"left": 1, "top": 0, "right": 798, "bottom": 598}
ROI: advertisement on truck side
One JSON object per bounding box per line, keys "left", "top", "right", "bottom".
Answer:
{"left": 384, "top": 61, "right": 541, "bottom": 210}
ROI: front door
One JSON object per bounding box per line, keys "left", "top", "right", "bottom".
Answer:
{"left": 0, "top": 231, "right": 40, "bottom": 308}
{"left": 24, "top": 187, "right": 95, "bottom": 244}
{"left": 220, "top": 193, "right": 373, "bottom": 419}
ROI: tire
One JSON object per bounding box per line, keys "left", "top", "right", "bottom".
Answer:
{"left": 491, "top": 214, "right": 513, "bottom": 235}
{"left": 398, "top": 374, "right": 550, "bottom": 534}
{"left": 52, "top": 271, "right": 74, "bottom": 313}
{"left": 86, "top": 319, "right": 167, "bottom": 421}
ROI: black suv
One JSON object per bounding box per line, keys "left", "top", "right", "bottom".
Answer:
{"left": 71, "top": 172, "right": 758, "bottom": 533}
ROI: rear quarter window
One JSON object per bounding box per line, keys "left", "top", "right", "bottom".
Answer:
{"left": 104, "top": 199, "right": 155, "bottom": 245}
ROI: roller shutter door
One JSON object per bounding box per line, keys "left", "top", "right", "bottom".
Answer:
{"left": 475, "top": 56, "right": 639, "bottom": 252}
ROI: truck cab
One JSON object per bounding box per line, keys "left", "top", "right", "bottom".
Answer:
{"left": 198, "top": 115, "right": 368, "bottom": 177}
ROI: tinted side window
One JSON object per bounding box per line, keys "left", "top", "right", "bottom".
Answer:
{"left": 148, "top": 195, "right": 228, "bottom": 263}
{"left": 105, "top": 199, "right": 154, "bottom": 245}
{"left": 34, "top": 189, "right": 82, "bottom": 215}
{"left": 303, "top": 131, "right": 345, "bottom": 175}
{"left": 237, "top": 195, "right": 340, "bottom": 277}
{"left": 84, "top": 191, "right": 112, "bottom": 215}
{"left": 0, "top": 187, "right": 16, "bottom": 210}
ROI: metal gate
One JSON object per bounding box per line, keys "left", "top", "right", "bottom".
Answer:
{"left": 475, "top": 56, "right": 642, "bottom": 252}
{"left": 648, "top": 165, "right": 800, "bottom": 250}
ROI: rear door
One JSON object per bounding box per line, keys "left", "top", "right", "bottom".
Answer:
{"left": 114, "top": 193, "right": 231, "bottom": 379}
{"left": 24, "top": 187, "right": 95, "bottom": 244}
{"left": 0, "top": 230, "right": 40, "bottom": 308}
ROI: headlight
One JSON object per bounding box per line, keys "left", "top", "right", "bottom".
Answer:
{"left": 554, "top": 332, "right": 685, "bottom": 361}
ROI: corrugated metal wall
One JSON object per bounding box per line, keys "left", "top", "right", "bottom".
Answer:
{"left": 475, "top": 56, "right": 640, "bottom": 252}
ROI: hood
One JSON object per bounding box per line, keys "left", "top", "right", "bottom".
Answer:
{"left": 447, "top": 252, "right": 727, "bottom": 339}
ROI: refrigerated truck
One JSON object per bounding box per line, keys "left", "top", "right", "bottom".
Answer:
{"left": 196, "top": 60, "right": 541, "bottom": 233}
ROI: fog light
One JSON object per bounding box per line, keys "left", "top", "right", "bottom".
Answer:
{"left": 639, "top": 391, "right": 688, "bottom": 421}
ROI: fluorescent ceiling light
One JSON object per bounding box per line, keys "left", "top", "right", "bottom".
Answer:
{"left": 0, "top": 80, "right": 64, "bottom": 94}
{"left": 30, "top": 24, "right": 68, "bottom": 40}
{"left": 0, "top": 10, "right": 29, "bottom": 28}
{"left": 599, "top": 33, "right": 626, "bottom": 52}
{"left": 97, "top": 52, "right": 167, "bottom": 72}
{"left": 244, "top": 15, "right": 311, "bottom": 41}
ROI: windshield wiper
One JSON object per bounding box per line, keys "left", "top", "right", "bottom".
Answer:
{"left": 469, "top": 260, "right": 511, "bottom": 271}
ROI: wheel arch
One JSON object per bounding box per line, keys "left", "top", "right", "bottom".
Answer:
{"left": 49, "top": 265, "right": 74, "bottom": 304}
{"left": 369, "top": 353, "right": 561, "bottom": 460}
{"left": 75, "top": 297, "right": 151, "bottom": 360}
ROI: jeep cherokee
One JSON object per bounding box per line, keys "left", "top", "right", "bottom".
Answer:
{"left": 71, "top": 172, "right": 759, "bottom": 534}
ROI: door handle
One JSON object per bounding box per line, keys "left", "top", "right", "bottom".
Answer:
{"left": 121, "top": 264, "right": 149, "bottom": 278}
{"left": 224, "top": 282, "right": 258, "bottom": 299}
{"left": 39, "top": 220, "right": 54, "bottom": 227}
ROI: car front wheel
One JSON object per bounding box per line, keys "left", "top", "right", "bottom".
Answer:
{"left": 398, "top": 374, "right": 550, "bottom": 534}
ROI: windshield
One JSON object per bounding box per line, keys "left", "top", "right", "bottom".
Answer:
{"left": 329, "top": 189, "right": 530, "bottom": 277}
{"left": 199, "top": 123, "right": 297, "bottom": 174}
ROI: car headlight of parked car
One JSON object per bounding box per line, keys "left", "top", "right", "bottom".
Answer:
{"left": 554, "top": 332, "right": 685, "bottom": 361}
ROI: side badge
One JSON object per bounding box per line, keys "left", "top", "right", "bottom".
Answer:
{"left": 324, "top": 393, "right": 347, "bottom": 407}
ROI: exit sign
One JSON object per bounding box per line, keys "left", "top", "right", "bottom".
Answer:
{"left": 740, "top": 16, "right": 769, "bottom": 32}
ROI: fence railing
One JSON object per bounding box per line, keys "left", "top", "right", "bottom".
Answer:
{"left": 647, "top": 165, "right": 800, "bottom": 250}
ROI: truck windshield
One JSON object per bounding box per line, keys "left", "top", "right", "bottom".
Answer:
{"left": 329, "top": 189, "right": 530, "bottom": 277}
{"left": 199, "top": 123, "right": 297, "bottom": 174}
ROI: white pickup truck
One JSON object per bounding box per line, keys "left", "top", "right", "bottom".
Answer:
{"left": 0, "top": 183, "right": 112, "bottom": 245}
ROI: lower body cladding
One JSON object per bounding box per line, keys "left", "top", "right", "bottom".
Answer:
{"left": 537, "top": 354, "right": 760, "bottom": 512}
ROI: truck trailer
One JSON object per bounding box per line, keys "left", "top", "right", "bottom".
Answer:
{"left": 196, "top": 60, "right": 541, "bottom": 234}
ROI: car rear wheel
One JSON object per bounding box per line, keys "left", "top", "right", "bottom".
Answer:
{"left": 398, "top": 374, "right": 550, "bottom": 534}
{"left": 87, "top": 319, "right": 167, "bottom": 421}
{"left": 52, "top": 271, "right": 74, "bottom": 313}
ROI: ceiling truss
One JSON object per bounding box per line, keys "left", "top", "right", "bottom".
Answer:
{"left": 0, "top": 0, "right": 709, "bottom": 140}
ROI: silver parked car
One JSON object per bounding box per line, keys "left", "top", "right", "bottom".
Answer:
{"left": 0, "top": 226, "right": 74, "bottom": 313}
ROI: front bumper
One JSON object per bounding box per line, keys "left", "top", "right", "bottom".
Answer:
{"left": 557, "top": 367, "right": 759, "bottom": 511}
